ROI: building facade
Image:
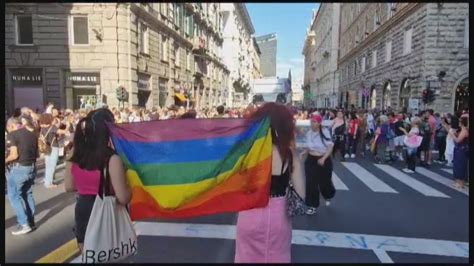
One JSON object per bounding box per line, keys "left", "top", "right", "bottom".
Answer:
{"left": 338, "top": 3, "right": 469, "bottom": 113}
{"left": 221, "top": 3, "right": 255, "bottom": 107}
{"left": 5, "top": 3, "right": 230, "bottom": 112}
{"left": 251, "top": 37, "right": 262, "bottom": 80}
{"left": 256, "top": 33, "right": 277, "bottom": 78}
{"left": 302, "top": 4, "right": 341, "bottom": 108}
{"left": 302, "top": 10, "right": 317, "bottom": 108}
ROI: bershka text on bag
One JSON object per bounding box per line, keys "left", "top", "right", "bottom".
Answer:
{"left": 83, "top": 237, "right": 137, "bottom": 263}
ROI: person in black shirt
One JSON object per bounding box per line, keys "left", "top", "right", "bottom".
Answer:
{"left": 393, "top": 114, "right": 407, "bottom": 161}
{"left": 5, "top": 117, "right": 38, "bottom": 235}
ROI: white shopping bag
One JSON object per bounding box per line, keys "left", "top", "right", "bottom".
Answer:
{"left": 82, "top": 161, "right": 137, "bottom": 263}
{"left": 82, "top": 196, "right": 137, "bottom": 263}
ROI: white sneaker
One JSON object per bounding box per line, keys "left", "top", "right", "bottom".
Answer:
{"left": 305, "top": 207, "right": 317, "bottom": 215}
{"left": 398, "top": 155, "right": 404, "bottom": 161}
{"left": 402, "top": 168, "right": 415, "bottom": 174}
{"left": 446, "top": 163, "right": 453, "bottom": 167}
{"left": 344, "top": 154, "right": 350, "bottom": 159}
{"left": 12, "top": 225, "right": 32, "bottom": 236}
{"left": 351, "top": 154, "right": 356, "bottom": 159}
{"left": 325, "top": 200, "right": 331, "bottom": 207}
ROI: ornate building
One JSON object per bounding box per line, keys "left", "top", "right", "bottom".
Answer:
{"left": 338, "top": 3, "right": 469, "bottom": 113}
{"left": 221, "top": 3, "right": 255, "bottom": 107}
{"left": 302, "top": 4, "right": 340, "bottom": 108}
{"left": 5, "top": 3, "right": 230, "bottom": 112}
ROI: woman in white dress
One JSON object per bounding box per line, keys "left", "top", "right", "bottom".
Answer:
{"left": 444, "top": 115, "right": 458, "bottom": 167}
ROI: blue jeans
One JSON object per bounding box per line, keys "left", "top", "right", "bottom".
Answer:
{"left": 406, "top": 147, "right": 417, "bottom": 171}
{"left": 7, "top": 165, "right": 36, "bottom": 226}
{"left": 44, "top": 147, "right": 59, "bottom": 187}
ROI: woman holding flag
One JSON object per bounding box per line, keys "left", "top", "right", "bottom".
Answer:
{"left": 235, "top": 102, "right": 305, "bottom": 263}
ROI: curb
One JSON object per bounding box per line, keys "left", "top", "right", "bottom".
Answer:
{"left": 36, "top": 239, "right": 80, "bottom": 263}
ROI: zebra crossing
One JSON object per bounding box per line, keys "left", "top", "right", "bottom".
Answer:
{"left": 330, "top": 161, "right": 468, "bottom": 198}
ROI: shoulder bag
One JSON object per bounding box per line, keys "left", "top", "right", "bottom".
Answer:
{"left": 82, "top": 157, "right": 137, "bottom": 263}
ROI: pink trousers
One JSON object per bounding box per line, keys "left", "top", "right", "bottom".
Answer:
{"left": 235, "top": 196, "right": 292, "bottom": 263}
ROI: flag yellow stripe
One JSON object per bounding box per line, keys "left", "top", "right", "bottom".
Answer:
{"left": 126, "top": 130, "right": 272, "bottom": 209}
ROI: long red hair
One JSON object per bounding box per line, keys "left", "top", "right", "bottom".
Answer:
{"left": 249, "top": 102, "right": 295, "bottom": 172}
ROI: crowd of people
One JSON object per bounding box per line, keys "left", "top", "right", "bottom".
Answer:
{"left": 5, "top": 101, "right": 469, "bottom": 263}
{"left": 294, "top": 106, "right": 469, "bottom": 186}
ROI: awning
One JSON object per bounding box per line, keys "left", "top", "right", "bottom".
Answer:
{"left": 174, "top": 93, "right": 187, "bottom": 102}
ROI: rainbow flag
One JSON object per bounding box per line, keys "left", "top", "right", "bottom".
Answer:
{"left": 108, "top": 117, "right": 272, "bottom": 220}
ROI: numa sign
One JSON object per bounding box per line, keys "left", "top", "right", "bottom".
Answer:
{"left": 82, "top": 238, "right": 137, "bottom": 263}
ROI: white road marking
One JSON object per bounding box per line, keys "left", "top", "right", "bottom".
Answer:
{"left": 373, "top": 249, "right": 394, "bottom": 263}
{"left": 442, "top": 168, "right": 453, "bottom": 175}
{"left": 341, "top": 162, "right": 398, "bottom": 193}
{"left": 416, "top": 168, "right": 469, "bottom": 196}
{"left": 69, "top": 222, "right": 469, "bottom": 262}
{"left": 332, "top": 172, "right": 349, "bottom": 190}
{"left": 375, "top": 165, "right": 449, "bottom": 198}
{"left": 134, "top": 222, "right": 469, "bottom": 258}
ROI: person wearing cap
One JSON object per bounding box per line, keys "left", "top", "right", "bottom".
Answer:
{"left": 300, "top": 114, "right": 335, "bottom": 215}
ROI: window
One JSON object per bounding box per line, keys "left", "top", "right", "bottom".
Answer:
{"left": 70, "top": 15, "right": 89, "bottom": 45}
{"left": 161, "top": 35, "right": 169, "bottom": 62}
{"left": 186, "top": 50, "right": 191, "bottom": 70}
{"left": 169, "top": 3, "right": 174, "bottom": 23}
{"left": 372, "top": 50, "right": 377, "bottom": 68}
{"left": 354, "top": 61, "right": 357, "bottom": 75}
{"left": 139, "top": 23, "right": 149, "bottom": 54}
{"left": 403, "top": 28, "right": 413, "bottom": 55}
{"left": 175, "top": 46, "right": 180, "bottom": 67}
{"left": 374, "top": 11, "right": 380, "bottom": 31}
{"left": 388, "top": 3, "right": 395, "bottom": 19}
{"left": 386, "top": 40, "right": 392, "bottom": 62}
{"left": 464, "top": 17, "right": 469, "bottom": 48}
{"left": 16, "top": 15, "right": 33, "bottom": 45}
{"left": 361, "top": 57, "right": 366, "bottom": 72}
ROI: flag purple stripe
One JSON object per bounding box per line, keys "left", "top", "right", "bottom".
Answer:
{"left": 108, "top": 118, "right": 256, "bottom": 142}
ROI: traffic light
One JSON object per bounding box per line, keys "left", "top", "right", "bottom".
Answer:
{"left": 116, "top": 87, "right": 123, "bottom": 101}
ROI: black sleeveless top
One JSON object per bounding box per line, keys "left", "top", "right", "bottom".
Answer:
{"left": 334, "top": 123, "right": 346, "bottom": 136}
{"left": 270, "top": 158, "right": 291, "bottom": 197}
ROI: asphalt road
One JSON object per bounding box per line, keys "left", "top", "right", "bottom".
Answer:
{"left": 4, "top": 156, "right": 469, "bottom": 263}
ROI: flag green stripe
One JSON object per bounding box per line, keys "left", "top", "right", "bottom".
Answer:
{"left": 120, "top": 118, "right": 270, "bottom": 186}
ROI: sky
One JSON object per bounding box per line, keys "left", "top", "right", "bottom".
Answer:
{"left": 247, "top": 3, "right": 320, "bottom": 86}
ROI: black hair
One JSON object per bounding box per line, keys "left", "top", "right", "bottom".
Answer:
{"left": 460, "top": 117, "right": 468, "bottom": 128}
{"left": 216, "top": 105, "right": 225, "bottom": 115}
{"left": 69, "top": 108, "right": 115, "bottom": 170}
{"left": 450, "top": 115, "right": 459, "bottom": 130}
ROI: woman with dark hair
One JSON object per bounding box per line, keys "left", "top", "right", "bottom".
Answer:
{"left": 446, "top": 116, "right": 469, "bottom": 189}
{"left": 300, "top": 114, "right": 335, "bottom": 214}
{"left": 64, "top": 108, "right": 131, "bottom": 253}
{"left": 39, "top": 113, "right": 68, "bottom": 188}
{"left": 332, "top": 110, "right": 346, "bottom": 161}
{"left": 347, "top": 112, "right": 359, "bottom": 158}
{"left": 235, "top": 102, "right": 305, "bottom": 263}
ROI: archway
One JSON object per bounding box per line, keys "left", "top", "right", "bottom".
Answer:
{"left": 382, "top": 81, "right": 391, "bottom": 110}
{"left": 399, "top": 78, "right": 411, "bottom": 111}
{"left": 370, "top": 85, "right": 377, "bottom": 109}
{"left": 454, "top": 77, "right": 469, "bottom": 113}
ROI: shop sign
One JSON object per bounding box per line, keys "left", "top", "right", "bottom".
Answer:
{"left": 67, "top": 72, "right": 100, "bottom": 86}
{"left": 11, "top": 69, "right": 43, "bottom": 86}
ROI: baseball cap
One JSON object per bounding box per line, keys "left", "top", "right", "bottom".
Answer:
{"left": 311, "top": 114, "right": 322, "bottom": 124}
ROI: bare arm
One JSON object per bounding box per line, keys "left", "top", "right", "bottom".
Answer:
{"left": 64, "top": 161, "right": 77, "bottom": 193}
{"left": 450, "top": 128, "right": 467, "bottom": 143}
{"left": 108, "top": 155, "right": 132, "bottom": 205}
{"left": 5, "top": 146, "right": 18, "bottom": 164}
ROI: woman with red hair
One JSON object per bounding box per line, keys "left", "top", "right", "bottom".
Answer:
{"left": 235, "top": 102, "right": 305, "bottom": 263}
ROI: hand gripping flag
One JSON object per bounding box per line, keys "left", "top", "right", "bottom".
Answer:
{"left": 108, "top": 117, "right": 272, "bottom": 220}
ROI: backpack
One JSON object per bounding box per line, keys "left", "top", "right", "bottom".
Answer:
{"left": 38, "top": 126, "right": 54, "bottom": 155}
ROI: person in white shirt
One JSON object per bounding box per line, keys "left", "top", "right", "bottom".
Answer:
{"left": 300, "top": 114, "right": 335, "bottom": 215}
{"left": 444, "top": 115, "right": 458, "bottom": 167}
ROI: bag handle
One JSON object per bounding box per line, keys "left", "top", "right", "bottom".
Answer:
{"left": 41, "top": 126, "right": 53, "bottom": 140}
{"left": 98, "top": 155, "right": 113, "bottom": 198}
